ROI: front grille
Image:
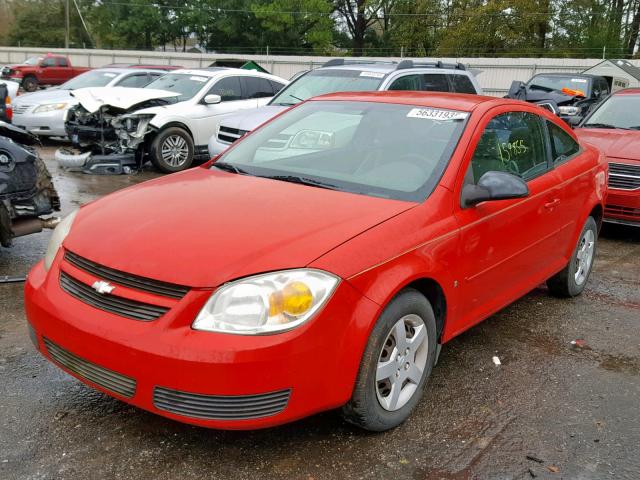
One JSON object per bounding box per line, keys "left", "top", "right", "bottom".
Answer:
{"left": 60, "top": 271, "right": 169, "bottom": 321}
{"left": 43, "top": 337, "right": 136, "bottom": 398}
{"left": 12, "top": 104, "right": 32, "bottom": 115}
{"left": 217, "top": 125, "right": 249, "bottom": 145}
{"left": 153, "top": 387, "right": 291, "bottom": 420}
{"left": 609, "top": 162, "right": 640, "bottom": 190}
{"left": 64, "top": 251, "right": 189, "bottom": 299}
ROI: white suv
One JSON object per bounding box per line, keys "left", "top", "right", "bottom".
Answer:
{"left": 60, "top": 68, "right": 288, "bottom": 173}
{"left": 208, "top": 59, "right": 482, "bottom": 156}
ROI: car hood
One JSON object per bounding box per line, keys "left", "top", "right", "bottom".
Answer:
{"left": 70, "top": 87, "right": 180, "bottom": 113}
{"left": 13, "top": 88, "right": 74, "bottom": 106}
{"left": 0, "top": 121, "right": 39, "bottom": 145}
{"left": 64, "top": 167, "right": 414, "bottom": 288}
{"left": 220, "top": 105, "right": 289, "bottom": 131}
{"left": 575, "top": 128, "right": 640, "bottom": 161}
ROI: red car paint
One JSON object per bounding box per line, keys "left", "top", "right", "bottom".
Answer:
{"left": 24, "top": 92, "right": 607, "bottom": 429}
{"left": 575, "top": 89, "right": 640, "bottom": 227}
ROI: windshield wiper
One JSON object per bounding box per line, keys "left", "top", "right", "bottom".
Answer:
{"left": 213, "top": 162, "right": 250, "bottom": 175}
{"left": 583, "top": 123, "right": 629, "bottom": 130}
{"left": 262, "top": 174, "right": 339, "bottom": 191}
{"left": 627, "top": 126, "right": 640, "bottom": 130}
{"left": 288, "top": 94, "right": 305, "bottom": 102}
{"left": 273, "top": 102, "right": 297, "bottom": 106}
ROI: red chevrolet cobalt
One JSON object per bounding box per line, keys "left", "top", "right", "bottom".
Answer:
{"left": 575, "top": 88, "right": 640, "bottom": 227}
{"left": 25, "top": 92, "right": 607, "bottom": 431}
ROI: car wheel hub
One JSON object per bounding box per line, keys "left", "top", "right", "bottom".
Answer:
{"left": 574, "top": 229, "right": 595, "bottom": 286}
{"left": 375, "top": 313, "right": 428, "bottom": 412}
{"left": 161, "top": 135, "right": 189, "bottom": 167}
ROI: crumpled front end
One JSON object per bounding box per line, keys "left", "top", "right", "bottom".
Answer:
{"left": 0, "top": 124, "right": 60, "bottom": 247}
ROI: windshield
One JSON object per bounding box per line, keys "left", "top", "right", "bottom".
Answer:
{"left": 269, "top": 70, "right": 385, "bottom": 106}
{"left": 583, "top": 95, "right": 640, "bottom": 129}
{"left": 215, "top": 101, "right": 468, "bottom": 202}
{"left": 528, "top": 75, "right": 591, "bottom": 96}
{"left": 144, "top": 73, "right": 208, "bottom": 102}
{"left": 23, "top": 56, "right": 42, "bottom": 66}
{"left": 61, "top": 70, "right": 120, "bottom": 90}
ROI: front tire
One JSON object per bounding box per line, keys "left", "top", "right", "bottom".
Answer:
{"left": 150, "top": 127, "right": 194, "bottom": 173}
{"left": 342, "top": 289, "right": 437, "bottom": 431}
{"left": 22, "top": 76, "right": 38, "bottom": 92}
{"left": 547, "top": 216, "right": 598, "bottom": 297}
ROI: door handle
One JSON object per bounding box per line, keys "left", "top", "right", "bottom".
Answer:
{"left": 544, "top": 198, "right": 560, "bottom": 209}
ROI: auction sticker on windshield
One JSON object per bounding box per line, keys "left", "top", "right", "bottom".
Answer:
{"left": 359, "top": 71, "right": 385, "bottom": 78}
{"left": 407, "top": 108, "right": 469, "bottom": 121}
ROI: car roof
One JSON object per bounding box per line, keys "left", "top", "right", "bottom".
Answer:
{"left": 317, "top": 63, "right": 471, "bottom": 76}
{"left": 613, "top": 88, "right": 640, "bottom": 95}
{"left": 169, "top": 68, "right": 280, "bottom": 80}
{"left": 532, "top": 72, "right": 599, "bottom": 79}
{"left": 309, "top": 91, "right": 504, "bottom": 111}
{"left": 93, "top": 68, "right": 168, "bottom": 74}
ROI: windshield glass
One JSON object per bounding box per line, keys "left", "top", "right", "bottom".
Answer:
{"left": 215, "top": 101, "right": 468, "bottom": 202}
{"left": 583, "top": 95, "right": 640, "bottom": 129}
{"left": 144, "top": 73, "right": 208, "bottom": 102}
{"left": 269, "top": 70, "right": 385, "bottom": 106}
{"left": 528, "top": 75, "right": 591, "bottom": 96}
{"left": 61, "top": 70, "right": 120, "bottom": 90}
{"left": 24, "top": 56, "right": 42, "bottom": 66}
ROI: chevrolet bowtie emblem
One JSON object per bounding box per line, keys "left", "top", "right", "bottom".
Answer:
{"left": 92, "top": 280, "right": 115, "bottom": 294}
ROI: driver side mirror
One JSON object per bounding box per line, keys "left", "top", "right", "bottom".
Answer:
{"left": 566, "top": 115, "right": 582, "bottom": 128}
{"left": 507, "top": 80, "right": 525, "bottom": 98}
{"left": 204, "top": 94, "right": 222, "bottom": 105}
{"left": 461, "top": 171, "right": 529, "bottom": 208}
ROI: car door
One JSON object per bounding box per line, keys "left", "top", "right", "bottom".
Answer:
{"left": 243, "top": 76, "right": 277, "bottom": 108}
{"left": 188, "top": 76, "right": 253, "bottom": 145}
{"left": 451, "top": 107, "right": 567, "bottom": 331}
{"left": 39, "top": 57, "right": 58, "bottom": 84}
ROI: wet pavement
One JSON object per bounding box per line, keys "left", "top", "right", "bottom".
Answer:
{"left": 1, "top": 145, "right": 639, "bottom": 480}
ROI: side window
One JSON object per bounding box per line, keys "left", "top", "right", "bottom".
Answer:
{"left": 269, "top": 80, "right": 286, "bottom": 94}
{"left": 422, "top": 74, "right": 450, "bottom": 92}
{"left": 547, "top": 121, "right": 580, "bottom": 163}
{"left": 243, "top": 77, "right": 275, "bottom": 99}
{"left": 388, "top": 74, "right": 422, "bottom": 91}
{"left": 117, "top": 74, "right": 151, "bottom": 88}
{"left": 57, "top": 57, "right": 69, "bottom": 67}
{"left": 41, "top": 57, "right": 56, "bottom": 67}
{"left": 469, "top": 112, "right": 548, "bottom": 183}
{"left": 450, "top": 74, "right": 476, "bottom": 94}
{"left": 208, "top": 76, "right": 242, "bottom": 102}
{"left": 599, "top": 78, "right": 610, "bottom": 96}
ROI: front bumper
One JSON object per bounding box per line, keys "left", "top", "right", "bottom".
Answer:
{"left": 605, "top": 188, "right": 640, "bottom": 227}
{"left": 24, "top": 256, "right": 379, "bottom": 429}
{"left": 12, "top": 110, "right": 67, "bottom": 137}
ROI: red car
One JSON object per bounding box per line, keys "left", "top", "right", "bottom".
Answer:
{"left": 575, "top": 88, "right": 640, "bottom": 227}
{"left": 24, "top": 92, "right": 607, "bottom": 431}
{"left": 1, "top": 53, "right": 91, "bottom": 92}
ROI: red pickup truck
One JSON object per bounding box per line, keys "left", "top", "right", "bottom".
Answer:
{"left": 1, "top": 53, "right": 91, "bottom": 92}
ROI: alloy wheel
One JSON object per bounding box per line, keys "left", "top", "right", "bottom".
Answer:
{"left": 161, "top": 135, "right": 190, "bottom": 167}
{"left": 574, "top": 229, "right": 595, "bottom": 286}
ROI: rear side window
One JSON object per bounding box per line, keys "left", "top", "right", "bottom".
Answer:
{"left": 422, "top": 74, "right": 450, "bottom": 92}
{"left": 450, "top": 74, "right": 476, "bottom": 94}
{"left": 243, "top": 77, "right": 274, "bottom": 99}
{"left": 469, "top": 111, "right": 548, "bottom": 182}
{"left": 209, "top": 77, "right": 242, "bottom": 102}
{"left": 547, "top": 121, "right": 580, "bottom": 162}
{"left": 57, "top": 57, "right": 69, "bottom": 67}
{"left": 269, "top": 80, "right": 286, "bottom": 94}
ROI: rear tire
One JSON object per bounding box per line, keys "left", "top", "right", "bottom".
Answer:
{"left": 22, "top": 76, "right": 38, "bottom": 92}
{"left": 150, "top": 127, "right": 194, "bottom": 173}
{"left": 547, "top": 216, "right": 597, "bottom": 297}
{"left": 341, "top": 288, "right": 437, "bottom": 431}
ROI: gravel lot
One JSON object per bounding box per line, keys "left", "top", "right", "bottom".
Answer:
{"left": 1, "top": 145, "right": 639, "bottom": 480}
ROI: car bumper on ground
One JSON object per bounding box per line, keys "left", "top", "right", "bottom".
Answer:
{"left": 605, "top": 188, "right": 640, "bottom": 227}
{"left": 24, "top": 255, "right": 378, "bottom": 429}
{"left": 12, "top": 110, "right": 68, "bottom": 137}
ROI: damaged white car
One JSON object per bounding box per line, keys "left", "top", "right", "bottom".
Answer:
{"left": 57, "top": 68, "right": 287, "bottom": 174}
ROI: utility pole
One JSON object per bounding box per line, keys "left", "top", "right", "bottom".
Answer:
{"left": 65, "top": 0, "right": 70, "bottom": 49}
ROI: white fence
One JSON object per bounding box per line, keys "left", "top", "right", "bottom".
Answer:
{"left": 2, "top": 46, "right": 638, "bottom": 96}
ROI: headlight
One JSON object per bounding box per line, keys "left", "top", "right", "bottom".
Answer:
{"left": 43, "top": 210, "right": 78, "bottom": 271}
{"left": 193, "top": 269, "right": 340, "bottom": 335}
{"left": 33, "top": 103, "right": 67, "bottom": 113}
{"left": 559, "top": 106, "right": 580, "bottom": 116}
